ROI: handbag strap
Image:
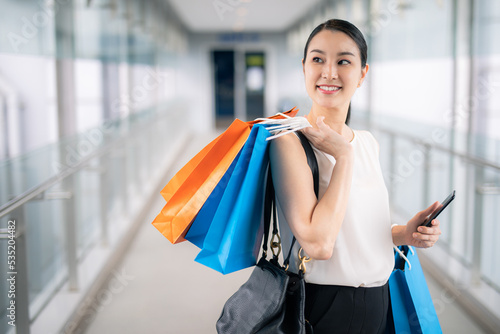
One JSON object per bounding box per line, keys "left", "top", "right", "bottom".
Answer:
{"left": 283, "top": 132, "right": 319, "bottom": 267}
{"left": 263, "top": 131, "right": 319, "bottom": 267}
{"left": 262, "top": 164, "right": 275, "bottom": 258}
{"left": 296, "top": 131, "right": 319, "bottom": 196}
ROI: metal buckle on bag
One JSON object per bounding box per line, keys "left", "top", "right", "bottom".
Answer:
{"left": 270, "top": 233, "right": 282, "bottom": 258}
{"left": 298, "top": 247, "right": 311, "bottom": 273}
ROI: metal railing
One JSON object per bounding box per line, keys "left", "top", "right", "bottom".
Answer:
{"left": 371, "top": 122, "right": 500, "bottom": 281}
{"left": 360, "top": 119, "right": 500, "bottom": 331}
{"left": 0, "top": 105, "right": 186, "bottom": 334}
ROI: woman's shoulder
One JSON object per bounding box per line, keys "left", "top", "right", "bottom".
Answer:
{"left": 270, "top": 131, "right": 303, "bottom": 151}
{"left": 352, "top": 129, "right": 380, "bottom": 155}
{"left": 269, "top": 131, "right": 310, "bottom": 165}
{"left": 353, "top": 129, "right": 378, "bottom": 143}
{"left": 352, "top": 129, "right": 374, "bottom": 138}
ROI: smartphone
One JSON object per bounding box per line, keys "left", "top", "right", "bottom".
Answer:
{"left": 421, "top": 190, "right": 456, "bottom": 227}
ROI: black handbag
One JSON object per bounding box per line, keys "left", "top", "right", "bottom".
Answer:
{"left": 216, "top": 132, "right": 317, "bottom": 334}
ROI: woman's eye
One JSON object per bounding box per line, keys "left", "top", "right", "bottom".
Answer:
{"left": 312, "top": 57, "right": 323, "bottom": 63}
{"left": 338, "top": 59, "right": 351, "bottom": 65}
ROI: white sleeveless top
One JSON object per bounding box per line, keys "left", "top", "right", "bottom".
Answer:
{"left": 278, "top": 130, "right": 394, "bottom": 287}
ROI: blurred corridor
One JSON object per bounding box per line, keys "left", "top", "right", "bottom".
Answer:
{"left": 1, "top": 0, "right": 499, "bottom": 333}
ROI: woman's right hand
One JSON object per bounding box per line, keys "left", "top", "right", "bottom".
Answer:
{"left": 301, "top": 116, "right": 353, "bottom": 160}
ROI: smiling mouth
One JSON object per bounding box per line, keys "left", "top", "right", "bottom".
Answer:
{"left": 317, "top": 85, "right": 341, "bottom": 92}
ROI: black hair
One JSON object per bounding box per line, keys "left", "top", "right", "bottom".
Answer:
{"left": 303, "top": 19, "right": 368, "bottom": 125}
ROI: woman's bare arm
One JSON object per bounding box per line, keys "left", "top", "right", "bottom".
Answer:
{"left": 269, "top": 119, "right": 354, "bottom": 260}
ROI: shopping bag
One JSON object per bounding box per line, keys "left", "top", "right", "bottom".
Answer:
{"left": 185, "top": 151, "right": 241, "bottom": 248}
{"left": 152, "top": 107, "right": 299, "bottom": 245}
{"left": 152, "top": 119, "right": 251, "bottom": 244}
{"left": 186, "top": 110, "right": 311, "bottom": 251}
{"left": 194, "top": 125, "right": 270, "bottom": 274}
{"left": 160, "top": 131, "right": 221, "bottom": 202}
{"left": 387, "top": 246, "right": 442, "bottom": 334}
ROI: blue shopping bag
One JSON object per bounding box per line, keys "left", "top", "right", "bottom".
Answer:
{"left": 194, "top": 125, "right": 270, "bottom": 274}
{"left": 388, "top": 246, "right": 442, "bottom": 334}
{"left": 185, "top": 151, "right": 241, "bottom": 248}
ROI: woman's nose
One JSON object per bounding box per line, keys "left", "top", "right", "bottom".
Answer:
{"left": 322, "top": 65, "right": 338, "bottom": 80}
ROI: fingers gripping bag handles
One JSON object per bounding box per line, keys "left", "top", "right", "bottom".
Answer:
{"left": 216, "top": 131, "right": 317, "bottom": 334}
{"left": 387, "top": 246, "right": 442, "bottom": 334}
{"left": 152, "top": 107, "right": 299, "bottom": 244}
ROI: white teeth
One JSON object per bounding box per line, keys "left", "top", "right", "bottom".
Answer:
{"left": 318, "top": 86, "right": 340, "bottom": 91}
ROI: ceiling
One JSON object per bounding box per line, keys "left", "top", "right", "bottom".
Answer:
{"left": 168, "top": 0, "right": 323, "bottom": 32}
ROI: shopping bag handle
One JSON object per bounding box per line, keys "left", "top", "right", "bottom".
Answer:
{"left": 247, "top": 107, "right": 299, "bottom": 125}
{"left": 393, "top": 245, "right": 414, "bottom": 270}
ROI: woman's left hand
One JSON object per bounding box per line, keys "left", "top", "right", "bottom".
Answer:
{"left": 399, "top": 202, "right": 442, "bottom": 248}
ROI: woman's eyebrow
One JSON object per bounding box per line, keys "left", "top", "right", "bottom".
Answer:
{"left": 337, "top": 51, "right": 356, "bottom": 57}
{"left": 309, "top": 49, "right": 356, "bottom": 57}
{"left": 309, "top": 49, "right": 326, "bottom": 54}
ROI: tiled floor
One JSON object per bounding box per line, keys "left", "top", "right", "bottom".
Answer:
{"left": 81, "top": 133, "right": 488, "bottom": 334}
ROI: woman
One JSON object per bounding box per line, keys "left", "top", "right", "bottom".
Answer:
{"left": 270, "top": 19, "right": 442, "bottom": 333}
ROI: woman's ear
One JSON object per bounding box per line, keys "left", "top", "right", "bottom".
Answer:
{"left": 302, "top": 58, "right": 305, "bottom": 75}
{"left": 358, "top": 64, "right": 369, "bottom": 87}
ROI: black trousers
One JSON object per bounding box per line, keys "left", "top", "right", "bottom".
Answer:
{"left": 304, "top": 282, "right": 389, "bottom": 334}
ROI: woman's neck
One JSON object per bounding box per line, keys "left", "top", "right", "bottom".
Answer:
{"left": 306, "top": 104, "right": 352, "bottom": 139}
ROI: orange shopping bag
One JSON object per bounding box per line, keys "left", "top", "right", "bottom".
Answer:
{"left": 152, "top": 119, "right": 250, "bottom": 244}
{"left": 160, "top": 107, "right": 298, "bottom": 203}
{"left": 152, "top": 107, "right": 299, "bottom": 244}
{"left": 159, "top": 131, "right": 222, "bottom": 203}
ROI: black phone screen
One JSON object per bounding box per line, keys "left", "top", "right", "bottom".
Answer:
{"left": 421, "top": 190, "right": 456, "bottom": 227}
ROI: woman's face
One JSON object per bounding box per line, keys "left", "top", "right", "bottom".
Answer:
{"left": 303, "top": 29, "right": 368, "bottom": 112}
